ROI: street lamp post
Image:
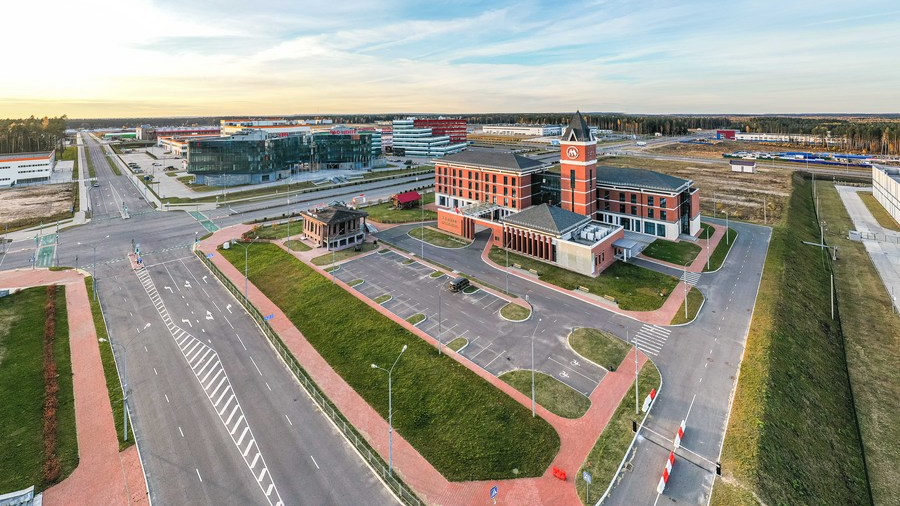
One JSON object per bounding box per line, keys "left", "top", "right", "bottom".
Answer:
{"left": 725, "top": 212, "right": 730, "bottom": 245}
{"left": 438, "top": 282, "right": 443, "bottom": 355}
{"left": 684, "top": 263, "right": 689, "bottom": 320}
{"left": 234, "top": 236, "right": 260, "bottom": 304}
{"left": 706, "top": 223, "right": 711, "bottom": 271}
{"left": 531, "top": 318, "right": 542, "bottom": 417}
{"left": 80, "top": 235, "right": 110, "bottom": 300}
{"left": 371, "top": 344, "right": 408, "bottom": 477}
{"left": 109, "top": 341, "right": 129, "bottom": 441}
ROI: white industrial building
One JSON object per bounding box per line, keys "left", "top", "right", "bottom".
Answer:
{"left": 0, "top": 151, "right": 56, "bottom": 187}
{"left": 220, "top": 119, "right": 312, "bottom": 137}
{"left": 391, "top": 119, "right": 466, "bottom": 158}
{"left": 873, "top": 165, "right": 900, "bottom": 225}
{"left": 482, "top": 124, "right": 563, "bottom": 136}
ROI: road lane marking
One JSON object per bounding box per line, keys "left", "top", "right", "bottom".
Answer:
{"left": 165, "top": 394, "right": 170, "bottom": 403}
{"left": 153, "top": 367, "right": 158, "bottom": 375}
{"left": 196, "top": 469, "right": 202, "bottom": 482}
{"left": 178, "top": 426, "right": 184, "bottom": 437}
{"left": 266, "top": 382, "right": 272, "bottom": 391}
{"left": 310, "top": 456, "right": 320, "bottom": 470}
{"left": 285, "top": 415, "right": 293, "bottom": 426}
{"left": 250, "top": 356, "right": 262, "bottom": 376}
{"left": 236, "top": 333, "right": 247, "bottom": 351}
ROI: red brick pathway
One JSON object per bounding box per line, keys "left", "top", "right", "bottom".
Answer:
{"left": 200, "top": 228, "right": 649, "bottom": 505}
{"left": 0, "top": 269, "right": 148, "bottom": 506}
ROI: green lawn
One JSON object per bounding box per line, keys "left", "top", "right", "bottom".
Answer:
{"left": 576, "top": 362, "right": 661, "bottom": 504}
{"left": 84, "top": 143, "right": 97, "bottom": 178}
{"left": 500, "top": 371, "right": 590, "bottom": 419}
{"left": 365, "top": 192, "right": 437, "bottom": 224}
{"left": 176, "top": 175, "right": 194, "bottom": 184}
{"left": 374, "top": 294, "right": 392, "bottom": 304}
{"left": 447, "top": 337, "right": 467, "bottom": 352}
{"left": 569, "top": 328, "right": 631, "bottom": 371}
{"left": 348, "top": 279, "right": 364, "bottom": 287}
{"left": 670, "top": 287, "right": 704, "bottom": 325}
{"left": 641, "top": 239, "right": 701, "bottom": 266}
{"left": 86, "top": 278, "right": 131, "bottom": 450}
{"left": 714, "top": 174, "right": 870, "bottom": 506}
{"left": 311, "top": 243, "right": 378, "bottom": 265}
{"left": 220, "top": 243, "right": 560, "bottom": 481}
{"left": 406, "top": 313, "right": 426, "bottom": 325}
{"left": 499, "top": 302, "right": 530, "bottom": 321}
{"left": 245, "top": 220, "right": 305, "bottom": 240}
{"left": 489, "top": 247, "right": 678, "bottom": 311}
{"left": 821, "top": 183, "right": 900, "bottom": 505}
{"left": 0, "top": 287, "right": 78, "bottom": 492}
{"left": 857, "top": 190, "right": 900, "bottom": 232}
{"left": 704, "top": 227, "right": 738, "bottom": 272}
{"left": 285, "top": 240, "right": 312, "bottom": 252}
{"left": 408, "top": 226, "right": 471, "bottom": 248}
{"left": 429, "top": 270, "right": 444, "bottom": 278}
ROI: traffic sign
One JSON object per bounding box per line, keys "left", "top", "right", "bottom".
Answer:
{"left": 582, "top": 470, "right": 592, "bottom": 484}
{"left": 490, "top": 486, "right": 498, "bottom": 499}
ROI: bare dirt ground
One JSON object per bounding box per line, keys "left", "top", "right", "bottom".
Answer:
{"left": 0, "top": 184, "right": 75, "bottom": 232}
{"left": 647, "top": 140, "right": 786, "bottom": 159}
{"left": 600, "top": 156, "right": 790, "bottom": 223}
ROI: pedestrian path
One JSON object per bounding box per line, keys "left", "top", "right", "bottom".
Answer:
{"left": 681, "top": 271, "right": 701, "bottom": 286}
{"left": 134, "top": 267, "right": 283, "bottom": 506}
{"left": 632, "top": 324, "right": 671, "bottom": 357}
{"left": 188, "top": 210, "right": 220, "bottom": 232}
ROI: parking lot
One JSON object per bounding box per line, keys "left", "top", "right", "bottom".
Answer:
{"left": 333, "top": 249, "right": 607, "bottom": 395}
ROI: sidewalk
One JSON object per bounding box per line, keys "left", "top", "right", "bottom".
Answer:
{"left": 199, "top": 226, "right": 649, "bottom": 505}
{"left": 0, "top": 269, "right": 148, "bottom": 506}
{"left": 479, "top": 240, "right": 690, "bottom": 326}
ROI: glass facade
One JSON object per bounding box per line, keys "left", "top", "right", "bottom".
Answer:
{"left": 188, "top": 131, "right": 374, "bottom": 182}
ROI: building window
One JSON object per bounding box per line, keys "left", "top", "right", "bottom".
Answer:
{"left": 645, "top": 222, "right": 655, "bottom": 234}
{"left": 493, "top": 185, "right": 497, "bottom": 193}
{"left": 618, "top": 193, "right": 625, "bottom": 202}
{"left": 660, "top": 197, "right": 667, "bottom": 208}
{"left": 604, "top": 190, "right": 610, "bottom": 199}
{"left": 648, "top": 195, "right": 654, "bottom": 206}
{"left": 619, "top": 204, "right": 625, "bottom": 213}
{"left": 657, "top": 224, "right": 666, "bottom": 237}
{"left": 468, "top": 181, "right": 472, "bottom": 189}
{"left": 604, "top": 201, "right": 610, "bottom": 211}
{"left": 511, "top": 188, "right": 516, "bottom": 197}
{"left": 503, "top": 176, "right": 508, "bottom": 185}
{"left": 504, "top": 197, "right": 508, "bottom": 206}
{"left": 631, "top": 205, "right": 637, "bottom": 215}
{"left": 631, "top": 194, "right": 637, "bottom": 204}
{"left": 601, "top": 251, "right": 605, "bottom": 263}
{"left": 648, "top": 208, "right": 654, "bottom": 218}
{"left": 493, "top": 174, "right": 497, "bottom": 183}
{"left": 661, "top": 210, "right": 667, "bottom": 221}
{"left": 504, "top": 187, "right": 508, "bottom": 196}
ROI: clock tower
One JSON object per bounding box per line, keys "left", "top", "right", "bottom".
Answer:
{"left": 559, "top": 111, "right": 597, "bottom": 216}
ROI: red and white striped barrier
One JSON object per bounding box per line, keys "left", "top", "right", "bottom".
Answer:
{"left": 674, "top": 419, "right": 686, "bottom": 449}
{"left": 641, "top": 388, "right": 657, "bottom": 413}
{"left": 657, "top": 451, "right": 675, "bottom": 494}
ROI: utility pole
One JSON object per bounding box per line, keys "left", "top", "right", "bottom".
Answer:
{"left": 684, "top": 263, "right": 689, "bottom": 320}
{"left": 726, "top": 212, "right": 730, "bottom": 245}
{"left": 531, "top": 318, "right": 542, "bottom": 418}
{"left": 831, "top": 273, "right": 834, "bottom": 320}
{"left": 706, "top": 223, "right": 711, "bottom": 271}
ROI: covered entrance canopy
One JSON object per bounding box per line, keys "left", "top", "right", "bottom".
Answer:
{"left": 612, "top": 238, "right": 640, "bottom": 261}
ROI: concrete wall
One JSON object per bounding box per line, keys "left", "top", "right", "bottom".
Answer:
{"left": 873, "top": 166, "right": 900, "bottom": 225}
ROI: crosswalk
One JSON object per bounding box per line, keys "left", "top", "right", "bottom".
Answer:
{"left": 633, "top": 324, "right": 671, "bottom": 357}
{"left": 135, "top": 268, "right": 283, "bottom": 506}
{"left": 681, "top": 271, "right": 702, "bottom": 286}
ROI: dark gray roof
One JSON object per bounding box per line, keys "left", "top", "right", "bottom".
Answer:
{"left": 596, "top": 166, "right": 691, "bottom": 192}
{"left": 729, "top": 159, "right": 756, "bottom": 165}
{"left": 303, "top": 205, "right": 367, "bottom": 225}
{"left": 563, "top": 111, "right": 592, "bottom": 142}
{"left": 439, "top": 150, "right": 545, "bottom": 172}
{"left": 501, "top": 204, "right": 590, "bottom": 236}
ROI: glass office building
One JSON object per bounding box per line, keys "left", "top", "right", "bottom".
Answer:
{"left": 188, "top": 130, "right": 374, "bottom": 186}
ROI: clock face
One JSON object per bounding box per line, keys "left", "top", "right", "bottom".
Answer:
{"left": 566, "top": 146, "right": 579, "bottom": 159}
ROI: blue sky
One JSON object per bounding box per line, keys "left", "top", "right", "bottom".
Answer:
{"left": 1, "top": 0, "right": 898, "bottom": 117}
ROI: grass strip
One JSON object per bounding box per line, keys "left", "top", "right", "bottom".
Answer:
{"left": 857, "top": 190, "right": 900, "bottom": 231}
{"left": 499, "top": 302, "right": 530, "bottom": 321}
{"left": 714, "top": 174, "right": 870, "bottom": 506}
{"left": 0, "top": 287, "right": 77, "bottom": 492}
{"left": 489, "top": 247, "right": 678, "bottom": 311}
{"left": 86, "top": 278, "right": 132, "bottom": 450}
{"left": 641, "top": 239, "right": 701, "bottom": 266}
{"left": 500, "top": 370, "right": 590, "bottom": 419}
{"left": 406, "top": 313, "right": 426, "bottom": 325}
{"left": 447, "top": 338, "right": 467, "bottom": 352}
{"left": 704, "top": 227, "right": 738, "bottom": 272}
{"left": 569, "top": 328, "right": 631, "bottom": 371}
{"left": 220, "top": 243, "right": 560, "bottom": 480}
{"left": 374, "top": 294, "right": 392, "bottom": 304}
{"left": 670, "top": 287, "right": 704, "bottom": 325}
{"left": 820, "top": 183, "right": 900, "bottom": 505}
{"left": 409, "top": 226, "right": 471, "bottom": 248}
{"left": 576, "top": 361, "right": 661, "bottom": 504}
{"left": 311, "top": 243, "right": 378, "bottom": 266}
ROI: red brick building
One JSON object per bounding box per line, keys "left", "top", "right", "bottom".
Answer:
{"left": 413, "top": 118, "right": 467, "bottom": 144}
{"left": 434, "top": 151, "right": 545, "bottom": 216}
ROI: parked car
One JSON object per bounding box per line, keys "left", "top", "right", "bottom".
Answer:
{"left": 448, "top": 277, "right": 470, "bottom": 292}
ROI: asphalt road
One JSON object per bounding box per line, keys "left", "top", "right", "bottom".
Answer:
{"left": 376, "top": 218, "right": 771, "bottom": 505}
{"left": 0, "top": 135, "right": 406, "bottom": 506}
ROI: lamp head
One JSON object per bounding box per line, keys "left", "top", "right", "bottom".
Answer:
{"left": 401, "top": 345, "right": 408, "bottom": 352}
{"left": 371, "top": 364, "right": 378, "bottom": 369}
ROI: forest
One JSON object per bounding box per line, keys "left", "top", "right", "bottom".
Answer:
{"left": 0, "top": 116, "right": 69, "bottom": 154}
{"left": 728, "top": 117, "right": 900, "bottom": 155}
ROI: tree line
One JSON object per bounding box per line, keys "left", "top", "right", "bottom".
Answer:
{"left": 728, "top": 117, "right": 900, "bottom": 155}
{"left": 0, "top": 116, "right": 68, "bottom": 154}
